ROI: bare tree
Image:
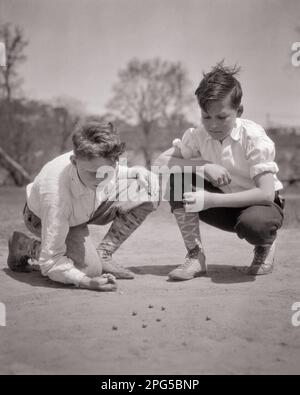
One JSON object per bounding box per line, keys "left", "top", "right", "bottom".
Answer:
{"left": 0, "top": 146, "right": 30, "bottom": 186}
{"left": 107, "top": 58, "right": 193, "bottom": 168}
{"left": 0, "top": 23, "right": 28, "bottom": 102}
{"left": 52, "top": 97, "right": 85, "bottom": 152}
{"left": 0, "top": 22, "right": 28, "bottom": 144}
{"left": 0, "top": 24, "right": 31, "bottom": 185}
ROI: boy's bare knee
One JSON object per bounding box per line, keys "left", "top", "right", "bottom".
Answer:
{"left": 235, "top": 207, "right": 280, "bottom": 245}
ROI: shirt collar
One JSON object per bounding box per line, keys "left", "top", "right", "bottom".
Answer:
{"left": 69, "top": 160, "right": 93, "bottom": 199}
{"left": 69, "top": 157, "right": 119, "bottom": 199}
{"left": 230, "top": 118, "right": 242, "bottom": 141}
{"left": 205, "top": 118, "right": 242, "bottom": 142}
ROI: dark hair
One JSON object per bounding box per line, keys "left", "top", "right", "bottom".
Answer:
{"left": 195, "top": 62, "right": 243, "bottom": 112}
{"left": 72, "top": 119, "right": 125, "bottom": 161}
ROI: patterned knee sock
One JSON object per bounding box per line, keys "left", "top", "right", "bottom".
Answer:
{"left": 98, "top": 203, "right": 153, "bottom": 256}
{"left": 173, "top": 208, "right": 203, "bottom": 256}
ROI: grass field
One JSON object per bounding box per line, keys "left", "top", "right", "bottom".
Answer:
{"left": 0, "top": 187, "right": 300, "bottom": 375}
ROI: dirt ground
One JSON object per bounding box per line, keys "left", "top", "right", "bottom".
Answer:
{"left": 0, "top": 187, "right": 300, "bottom": 375}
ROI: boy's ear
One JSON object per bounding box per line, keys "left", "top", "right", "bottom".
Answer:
{"left": 70, "top": 155, "right": 77, "bottom": 166}
{"left": 237, "top": 105, "right": 243, "bottom": 117}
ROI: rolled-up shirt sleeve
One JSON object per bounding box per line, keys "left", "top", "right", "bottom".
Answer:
{"left": 39, "top": 194, "right": 86, "bottom": 286}
{"left": 246, "top": 136, "right": 279, "bottom": 179}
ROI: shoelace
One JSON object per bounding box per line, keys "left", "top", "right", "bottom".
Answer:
{"left": 180, "top": 256, "right": 198, "bottom": 269}
{"left": 253, "top": 246, "right": 269, "bottom": 265}
{"left": 98, "top": 249, "right": 112, "bottom": 260}
{"left": 179, "top": 244, "right": 206, "bottom": 269}
{"left": 187, "top": 245, "right": 203, "bottom": 259}
{"left": 29, "top": 239, "right": 41, "bottom": 261}
{"left": 99, "top": 250, "right": 126, "bottom": 270}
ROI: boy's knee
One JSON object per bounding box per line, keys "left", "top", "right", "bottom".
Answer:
{"left": 66, "top": 225, "right": 102, "bottom": 277}
{"left": 167, "top": 172, "right": 213, "bottom": 213}
{"left": 235, "top": 205, "right": 283, "bottom": 245}
{"left": 169, "top": 199, "right": 184, "bottom": 213}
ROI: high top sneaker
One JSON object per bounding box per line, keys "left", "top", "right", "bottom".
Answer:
{"left": 247, "top": 242, "right": 276, "bottom": 276}
{"left": 97, "top": 204, "right": 155, "bottom": 280}
{"left": 98, "top": 249, "right": 135, "bottom": 280}
{"left": 168, "top": 245, "right": 207, "bottom": 281}
{"left": 7, "top": 231, "right": 41, "bottom": 272}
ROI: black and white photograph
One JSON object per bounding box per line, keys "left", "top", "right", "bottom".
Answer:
{"left": 0, "top": 0, "right": 300, "bottom": 377}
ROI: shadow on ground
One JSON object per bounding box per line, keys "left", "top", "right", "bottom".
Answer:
{"left": 4, "top": 263, "right": 256, "bottom": 288}
{"left": 2, "top": 268, "right": 71, "bottom": 289}
{"left": 128, "top": 264, "right": 256, "bottom": 284}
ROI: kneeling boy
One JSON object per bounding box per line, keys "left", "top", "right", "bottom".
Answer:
{"left": 7, "top": 120, "right": 158, "bottom": 291}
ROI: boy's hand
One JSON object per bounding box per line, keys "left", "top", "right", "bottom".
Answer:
{"left": 183, "top": 190, "right": 215, "bottom": 212}
{"left": 79, "top": 274, "right": 117, "bottom": 292}
{"left": 204, "top": 164, "right": 231, "bottom": 188}
{"left": 132, "top": 167, "right": 159, "bottom": 198}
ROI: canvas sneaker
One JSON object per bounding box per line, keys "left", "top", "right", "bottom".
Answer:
{"left": 7, "top": 231, "right": 41, "bottom": 272}
{"left": 168, "top": 247, "right": 207, "bottom": 281}
{"left": 247, "top": 242, "right": 276, "bottom": 276}
{"left": 98, "top": 249, "right": 135, "bottom": 280}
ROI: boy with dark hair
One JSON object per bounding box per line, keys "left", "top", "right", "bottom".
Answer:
{"left": 8, "top": 121, "right": 159, "bottom": 291}
{"left": 156, "top": 62, "right": 284, "bottom": 281}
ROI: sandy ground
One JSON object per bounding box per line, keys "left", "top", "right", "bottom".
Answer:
{"left": 0, "top": 187, "right": 300, "bottom": 375}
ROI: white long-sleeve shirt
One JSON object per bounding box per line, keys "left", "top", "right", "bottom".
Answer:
{"left": 26, "top": 151, "right": 127, "bottom": 286}
{"left": 176, "top": 118, "right": 283, "bottom": 193}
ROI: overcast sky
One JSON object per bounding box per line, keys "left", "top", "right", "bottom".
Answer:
{"left": 2, "top": 0, "right": 300, "bottom": 126}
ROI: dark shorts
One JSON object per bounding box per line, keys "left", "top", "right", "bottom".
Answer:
{"left": 168, "top": 173, "right": 285, "bottom": 246}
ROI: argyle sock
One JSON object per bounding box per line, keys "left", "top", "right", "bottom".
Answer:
{"left": 173, "top": 208, "right": 203, "bottom": 256}
{"left": 98, "top": 203, "right": 153, "bottom": 256}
